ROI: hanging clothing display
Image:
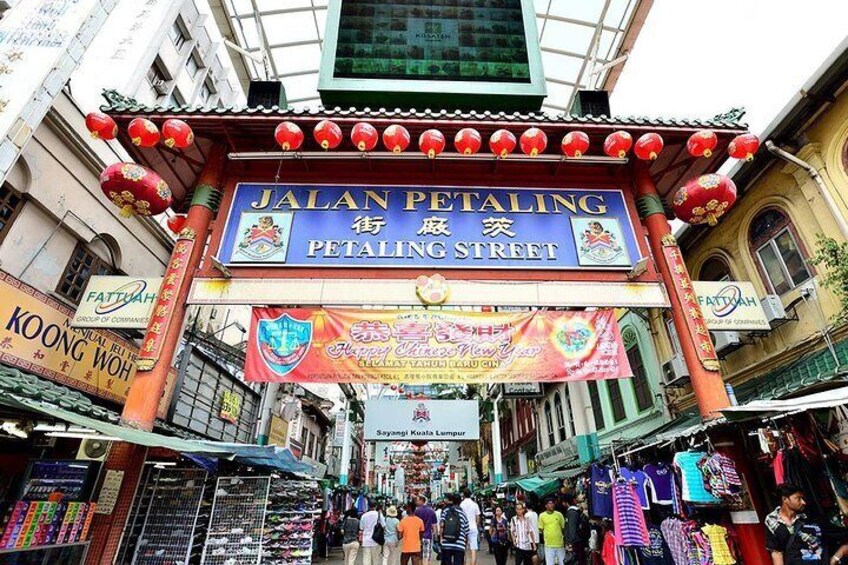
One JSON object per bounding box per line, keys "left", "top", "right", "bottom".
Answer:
{"left": 612, "top": 478, "right": 648, "bottom": 547}
{"left": 620, "top": 467, "right": 650, "bottom": 510}
{"left": 643, "top": 463, "right": 674, "bottom": 506}
{"left": 700, "top": 525, "right": 735, "bottom": 565}
{"left": 602, "top": 530, "right": 618, "bottom": 565}
{"left": 672, "top": 451, "right": 720, "bottom": 505}
{"left": 697, "top": 453, "right": 743, "bottom": 499}
{"left": 639, "top": 525, "right": 674, "bottom": 565}
{"left": 773, "top": 449, "right": 785, "bottom": 485}
{"left": 591, "top": 464, "right": 615, "bottom": 519}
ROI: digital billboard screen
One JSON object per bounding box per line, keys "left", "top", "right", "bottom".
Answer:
{"left": 334, "top": 0, "right": 531, "bottom": 84}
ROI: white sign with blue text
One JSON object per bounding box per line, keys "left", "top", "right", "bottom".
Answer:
{"left": 364, "top": 399, "right": 480, "bottom": 441}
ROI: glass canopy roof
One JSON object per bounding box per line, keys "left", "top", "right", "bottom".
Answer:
{"left": 217, "top": 0, "right": 649, "bottom": 113}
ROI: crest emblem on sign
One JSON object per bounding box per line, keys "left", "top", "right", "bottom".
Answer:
{"left": 238, "top": 214, "right": 285, "bottom": 260}
{"left": 578, "top": 220, "right": 625, "bottom": 264}
{"left": 256, "top": 314, "right": 313, "bottom": 376}
{"left": 411, "top": 403, "right": 431, "bottom": 424}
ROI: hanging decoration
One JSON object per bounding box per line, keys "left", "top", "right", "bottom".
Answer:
{"left": 161, "top": 119, "right": 194, "bottom": 149}
{"left": 519, "top": 127, "right": 547, "bottom": 157}
{"left": 686, "top": 130, "right": 718, "bottom": 158}
{"left": 313, "top": 120, "right": 343, "bottom": 150}
{"left": 672, "top": 173, "right": 737, "bottom": 226}
{"left": 419, "top": 129, "right": 446, "bottom": 159}
{"left": 127, "top": 118, "right": 160, "bottom": 147}
{"left": 561, "top": 131, "right": 590, "bottom": 158}
{"left": 84, "top": 112, "right": 118, "bottom": 140}
{"left": 100, "top": 163, "right": 172, "bottom": 218}
{"left": 274, "top": 121, "right": 304, "bottom": 151}
{"left": 603, "top": 130, "right": 632, "bottom": 158}
{"left": 383, "top": 124, "right": 411, "bottom": 153}
{"left": 351, "top": 122, "right": 379, "bottom": 152}
{"left": 728, "top": 133, "right": 760, "bottom": 161}
{"left": 634, "top": 132, "right": 664, "bottom": 161}
{"left": 166, "top": 214, "right": 187, "bottom": 234}
{"left": 454, "top": 128, "right": 482, "bottom": 155}
{"left": 489, "top": 129, "right": 516, "bottom": 158}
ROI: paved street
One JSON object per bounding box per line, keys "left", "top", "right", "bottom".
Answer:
{"left": 316, "top": 546, "right": 499, "bottom": 565}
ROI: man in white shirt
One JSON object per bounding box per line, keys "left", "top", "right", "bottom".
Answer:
{"left": 523, "top": 501, "right": 541, "bottom": 565}
{"left": 460, "top": 489, "right": 481, "bottom": 565}
{"left": 360, "top": 501, "right": 385, "bottom": 565}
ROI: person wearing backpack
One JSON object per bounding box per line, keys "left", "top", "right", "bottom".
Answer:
{"left": 440, "top": 494, "right": 470, "bottom": 565}
{"left": 361, "top": 501, "right": 386, "bottom": 565}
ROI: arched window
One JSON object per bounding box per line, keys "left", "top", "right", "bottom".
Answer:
{"left": 553, "top": 392, "right": 566, "bottom": 440}
{"left": 563, "top": 385, "right": 576, "bottom": 437}
{"left": 700, "top": 255, "right": 733, "bottom": 282}
{"left": 544, "top": 400, "right": 555, "bottom": 446}
{"left": 587, "top": 381, "right": 605, "bottom": 430}
{"left": 749, "top": 208, "right": 811, "bottom": 294}
{"left": 627, "top": 344, "right": 653, "bottom": 412}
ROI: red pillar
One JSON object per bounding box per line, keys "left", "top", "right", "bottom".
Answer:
{"left": 122, "top": 144, "right": 226, "bottom": 430}
{"left": 632, "top": 162, "right": 729, "bottom": 417}
{"left": 634, "top": 162, "right": 769, "bottom": 565}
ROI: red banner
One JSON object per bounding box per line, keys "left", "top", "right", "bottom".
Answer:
{"left": 245, "top": 308, "right": 632, "bottom": 383}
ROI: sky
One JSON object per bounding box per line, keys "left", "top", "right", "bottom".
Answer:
{"left": 611, "top": 0, "right": 848, "bottom": 136}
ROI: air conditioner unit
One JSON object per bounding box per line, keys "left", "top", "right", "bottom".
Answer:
{"left": 76, "top": 437, "right": 110, "bottom": 461}
{"left": 152, "top": 79, "right": 169, "bottom": 95}
{"left": 661, "top": 353, "right": 689, "bottom": 386}
{"left": 712, "top": 331, "right": 741, "bottom": 354}
{"left": 761, "top": 294, "right": 787, "bottom": 325}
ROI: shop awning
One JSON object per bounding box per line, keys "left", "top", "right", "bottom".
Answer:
{"left": 721, "top": 385, "right": 848, "bottom": 421}
{"left": 0, "top": 367, "right": 315, "bottom": 476}
{"left": 514, "top": 476, "right": 560, "bottom": 499}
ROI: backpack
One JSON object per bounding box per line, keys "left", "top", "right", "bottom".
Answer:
{"left": 372, "top": 520, "right": 385, "bottom": 546}
{"left": 442, "top": 508, "right": 462, "bottom": 543}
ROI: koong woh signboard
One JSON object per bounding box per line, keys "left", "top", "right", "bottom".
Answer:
{"left": 364, "top": 399, "right": 480, "bottom": 441}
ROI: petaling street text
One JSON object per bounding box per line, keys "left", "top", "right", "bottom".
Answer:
{"left": 250, "top": 188, "right": 609, "bottom": 215}
{"left": 306, "top": 240, "right": 559, "bottom": 260}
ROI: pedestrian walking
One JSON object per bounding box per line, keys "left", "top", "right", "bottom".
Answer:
{"left": 342, "top": 508, "right": 361, "bottom": 565}
{"left": 384, "top": 506, "right": 402, "bottom": 565}
{"left": 564, "top": 493, "right": 587, "bottom": 565}
{"left": 490, "top": 506, "right": 511, "bottom": 565}
{"left": 399, "top": 502, "right": 426, "bottom": 565}
{"left": 416, "top": 495, "right": 438, "bottom": 565}
{"left": 360, "top": 501, "right": 386, "bottom": 565}
{"left": 460, "top": 489, "right": 481, "bottom": 565}
{"left": 510, "top": 503, "right": 537, "bottom": 565}
{"left": 524, "top": 502, "right": 541, "bottom": 565}
{"left": 440, "top": 494, "right": 471, "bottom": 565}
{"left": 538, "top": 499, "right": 566, "bottom": 565}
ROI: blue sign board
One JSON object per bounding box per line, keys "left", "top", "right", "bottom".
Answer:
{"left": 218, "top": 184, "right": 641, "bottom": 270}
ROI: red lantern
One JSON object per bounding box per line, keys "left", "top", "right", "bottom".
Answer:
{"left": 489, "top": 129, "right": 516, "bottom": 158}
{"left": 351, "top": 122, "right": 378, "bottom": 152}
{"left": 687, "top": 130, "right": 718, "bottom": 158}
{"left": 161, "top": 119, "right": 194, "bottom": 149}
{"left": 603, "top": 131, "right": 632, "bottom": 158}
{"left": 728, "top": 133, "right": 760, "bottom": 161}
{"left": 634, "top": 133, "right": 664, "bottom": 161}
{"left": 100, "top": 163, "right": 172, "bottom": 218}
{"left": 438, "top": 465, "right": 446, "bottom": 473}
{"left": 672, "top": 173, "right": 737, "bottom": 226}
{"left": 127, "top": 118, "right": 160, "bottom": 147}
{"left": 166, "top": 214, "right": 187, "bottom": 234}
{"left": 390, "top": 384, "right": 398, "bottom": 391}
{"left": 419, "top": 129, "right": 446, "bottom": 159}
{"left": 313, "top": 120, "right": 342, "bottom": 150}
{"left": 454, "top": 128, "right": 482, "bottom": 155}
{"left": 274, "top": 121, "right": 304, "bottom": 151}
{"left": 382, "top": 124, "right": 411, "bottom": 153}
{"left": 85, "top": 112, "right": 117, "bottom": 140}
{"left": 561, "top": 131, "right": 590, "bottom": 158}
{"left": 519, "top": 127, "right": 547, "bottom": 157}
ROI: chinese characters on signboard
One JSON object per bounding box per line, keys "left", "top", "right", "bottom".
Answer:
{"left": 245, "top": 308, "right": 632, "bottom": 384}
{"left": 219, "top": 184, "right": 640, "bottom": 270}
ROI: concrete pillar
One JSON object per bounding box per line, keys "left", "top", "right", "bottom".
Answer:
{"left": 491, "top": 395, "right": 503, "bottom": 484}
{"left": 339, "top": 399, "right": 353, "bottom": 486}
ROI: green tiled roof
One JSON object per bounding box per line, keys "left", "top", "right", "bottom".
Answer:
{"left": 734, "top": 338, "right": 848, "bottom": 402}
{"left": 101, "top": 89, "right": 748, "bottom": 130}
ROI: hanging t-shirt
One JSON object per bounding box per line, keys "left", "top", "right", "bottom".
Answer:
{"left": 612, "top": 479, "right": 649, "bottom": 547}
{"left": 643, "top": 463, "right": 674, "bottom": 506}
{"left": 620, "top": 468, "right": 650, "bottom": 510}
{"left": 591, "top": 464, "right": 614, "bottom": 518}
{"left": 639, "top": 525, "right": 674, "bottom": 565}
{"left": 602, "top": 530, "right": 619, "bottom": 565}
{"left": 701, "top": 525, "right": 735, "bottom": 565}
{"left": 672, "top": 451, "right": 720, "bottom": 505}
{"left": 773, "top": 450, "right": 786, "bottom": 486}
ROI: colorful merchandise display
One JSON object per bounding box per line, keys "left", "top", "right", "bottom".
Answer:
{"left": 263, "top": 479, "right": 322, "bottom": 565}
{"left": 201, "top": 476, "right": 271, "bottom": 565}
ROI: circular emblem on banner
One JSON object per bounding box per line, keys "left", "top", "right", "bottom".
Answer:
{"left": 415, "top": 274, "right": 449, "bottom": 306}
{"left": 551, "top": 317, "right": 598, "bottom": 360}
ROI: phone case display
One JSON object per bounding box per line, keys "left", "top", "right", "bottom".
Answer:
{"left": 19, "top": 460, "right": 99, "bottom": 502}
{"left": 263, "top": 480, "right": 321, "bottom": 565}
{"left": 0, "top": 501, "right": 96, "bottom": 550}
{"left": 132, "top": 468, "right": 208, "bottom": 565}
{"left": 201, "top": 476, "right": 270, "bottom": 565}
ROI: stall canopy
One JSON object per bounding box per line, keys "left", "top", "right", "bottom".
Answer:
{"left": 0, "top": 367, "right": 315, "bottom": 476}
{"left": 721, "top": 385, "right": 848, "bottom": 421}
{"left": 514, "top": 476, "right": 561, "bottom": 499}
